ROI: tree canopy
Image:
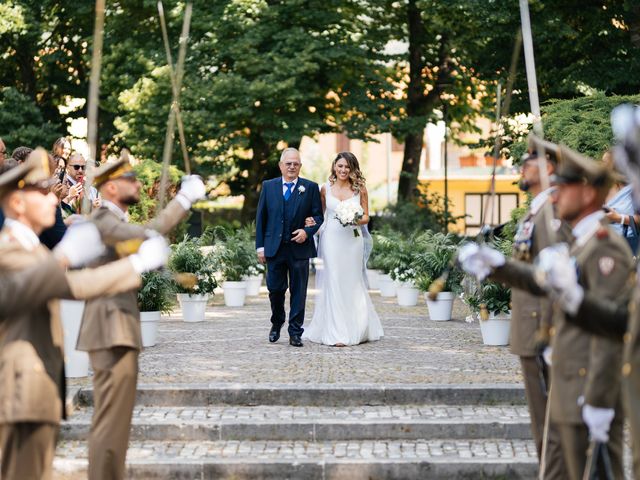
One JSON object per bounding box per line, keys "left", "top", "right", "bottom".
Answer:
{"left": 1, "top": 0, "right": 639, "bottom": 217}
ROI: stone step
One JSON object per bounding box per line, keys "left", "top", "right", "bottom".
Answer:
{"left": 61, "top": 404, "right": 533, "bottom": 442}
{"left": 53, "top": 439, "right": 538, "bottom": 480}
{"left": 73, "top": 383, "right": 526, "bottom": 407}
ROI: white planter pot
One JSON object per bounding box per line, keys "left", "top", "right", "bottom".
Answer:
{"left": 140, "top": 311, "right": 161, "bottom": 347}
{"left": 480, "top": 313, "right": 511, "bottom": 346}
{"left": 243, "top": 274, "right": 263, "bottom": 297}
{"left": 60, "top": 300, "right": 89, "bottom": 378}
{"left": 223, "top": 281, "right": 247, "bottom": 307}
{"left": 366, "top": 269, "right": 382, "bottom": 290}
{"left": 426, "top": 291, "right": 455, "bottom": 322}
{"left": 378, "top": 274, "right": 397, "bottom": 297}
{"left": 396, "top": 282, "right": 420, "bottom": 306}
{"left": 177, "top": 293, "right": 209, "bottom": 322}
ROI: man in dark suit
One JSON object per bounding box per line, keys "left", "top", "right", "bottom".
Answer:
{"left": 256, "top": 148, "right": 323, "bottom": 347}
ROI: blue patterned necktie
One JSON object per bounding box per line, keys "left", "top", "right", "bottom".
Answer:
{"left": 284, "top": 182, "right": 294, "bottom": 201}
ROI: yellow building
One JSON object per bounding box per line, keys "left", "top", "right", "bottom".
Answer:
{"left": 421, "top": 172, "right": 524, "bottom": 235}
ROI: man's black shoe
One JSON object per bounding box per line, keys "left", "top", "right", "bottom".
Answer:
{"left": 269, "top": 327, "right": 281, "bottom": 343}
{"left": 289, "top": 336, "right": 303, "bottom": 347}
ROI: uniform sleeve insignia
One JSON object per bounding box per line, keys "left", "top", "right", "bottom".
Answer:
{"left": 598, "top": 256, "right": 615, "bottom": 276}
{"left": 596, "top": 228, "right": 609, "bottom": 240}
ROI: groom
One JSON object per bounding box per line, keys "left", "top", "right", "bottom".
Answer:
{"left": 256, "top": 148, "right": 323, "bottom": 347}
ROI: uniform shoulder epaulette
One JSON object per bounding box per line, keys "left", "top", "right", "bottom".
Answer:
{"left": 596, "top": 228, "right": 609, "bottom": 240}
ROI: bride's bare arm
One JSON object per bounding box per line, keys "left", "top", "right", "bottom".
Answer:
{"left": 358, "top": 186, "right": 370, "bottom": 225}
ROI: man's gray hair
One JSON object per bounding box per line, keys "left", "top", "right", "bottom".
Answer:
{"left": 279, "top": 147, "right": 300, "bottom": 163}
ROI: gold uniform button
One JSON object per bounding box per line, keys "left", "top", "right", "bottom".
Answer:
{"left": 549, "top": 327, "right": 556, "bottom": 337}
{"left": 578, "top": 368, "right": 587, "bottom": 377}
{"left": 623, "top": 363, "right": 632, "bottom": 377}
{"left": 624, "top": 332, "right": 632, "bottom": 344}
{"left": 531, "top": 311, "right": 538, "bottom": 318}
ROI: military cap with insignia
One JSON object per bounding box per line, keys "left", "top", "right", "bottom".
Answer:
{"left": 553, "top": 144, "right": 612, "bottom": 189}
{"left": 0, "top": 148, "right": 56, "bottom": 199}
{"left": 93, "top": 158, "right": 137, "bottom": 188}
{"left": 522, "top": 134, "right": 560, "bottom": 165}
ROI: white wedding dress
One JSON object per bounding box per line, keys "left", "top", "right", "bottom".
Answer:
{"left": 303, "top": 184, "right": 384, "bottom": 346}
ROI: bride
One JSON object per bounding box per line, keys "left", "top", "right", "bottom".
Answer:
{"left": 302, "top": 152, "right": 384, "bottom": 347}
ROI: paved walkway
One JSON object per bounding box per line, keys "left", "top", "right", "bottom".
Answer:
{"left": 70, "top": 278, "right": 521, "bottom": 387}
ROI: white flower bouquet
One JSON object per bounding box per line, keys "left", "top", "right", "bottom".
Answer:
{"left": 334, "top": 201, "right": 364, "bottom": 237}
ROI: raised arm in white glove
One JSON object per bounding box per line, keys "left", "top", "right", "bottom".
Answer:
{"left": 128, "top": 236, "right": 170, "bottom": 274}
{"left": 175, "top": 175, "right": 206, "bottom": 209}
{"left": 458, "top": 242, "right": 506, "bottom": 281}
{"left": 535, "top": 243, "right": 584, "bottom": 315}
{"left": 53, "top": 221, "right": 106, "bottom": 268}
{"left": 582, "top": 404, "right": 615, "bottom": 443}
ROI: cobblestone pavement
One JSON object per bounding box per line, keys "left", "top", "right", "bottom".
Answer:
{"left": 55, "top": 438, "right": 538, "bottom": 462}
{"left": 69, "top": 279, "right": 521, "bottom": 387}
{"left": 68, "top": 404, "right": 530, "bottom": 423}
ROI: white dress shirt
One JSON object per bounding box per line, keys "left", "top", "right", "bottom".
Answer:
{"left": 3, "top": 218, "right": 41, "bottom": 250}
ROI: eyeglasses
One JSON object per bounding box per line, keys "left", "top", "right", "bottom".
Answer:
{"left": 69, "top": 164, "right": 86, "bottom": 171}
{"left": 284, "top": 162, "right": 301, "bottom": 168}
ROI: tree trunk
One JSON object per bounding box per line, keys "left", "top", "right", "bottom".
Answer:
{"left": 397, "top": 0, "right": 427, "bottom": 203}
{"left": 241, "top": 133, "right": 272, "bottom": 223}
{"left": 398, "top": 130, "right": 424, "bottom": 201}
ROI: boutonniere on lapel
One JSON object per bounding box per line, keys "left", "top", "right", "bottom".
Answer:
{"left": 297, "top": 185, "right": 306, "bottom": 194}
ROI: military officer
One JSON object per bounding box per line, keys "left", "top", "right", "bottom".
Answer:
{"left": 77, "top": 159, "right": 206, "bottom": 480}
{"left": 539, "top": 105, "right": 640, "bottom": 478}
{"left": 459, "top": 143, "right": 633, "bottom": 480}
{"left": 0, "top": 151, "right": 169, "bottom": 480}
{"left": 485, "top": 135, "right": 570, "bottom": 478}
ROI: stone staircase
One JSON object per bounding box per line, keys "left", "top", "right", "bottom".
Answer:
{"left": 54, "top": 383, "right": 537, "bottom": 479}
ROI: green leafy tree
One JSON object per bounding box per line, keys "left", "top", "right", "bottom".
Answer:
{"left": 0, "top": 87, "right": 61, "bottom": 148}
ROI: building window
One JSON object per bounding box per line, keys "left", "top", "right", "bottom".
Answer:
{"left": 464, "top": 193, "right": 519, "bottom": 236}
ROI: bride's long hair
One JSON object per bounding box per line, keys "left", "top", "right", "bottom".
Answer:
{"left": 328, "top": 151, "right": 366, "bottom": 193}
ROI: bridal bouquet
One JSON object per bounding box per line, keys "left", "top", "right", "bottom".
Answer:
{"left": 334, "top": 202, "right": 364, "bottom": 237}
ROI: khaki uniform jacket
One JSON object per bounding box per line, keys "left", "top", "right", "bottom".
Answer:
{"left": 77, "top": 199, "right": 188, "bottom": 352}
{"left": 492, "top": 219, "right": 633, "bottom": 424}
{"left": 0, "top": 228, "right": 140, "bottom": 425}
{"left": 497, "top": 197, "right": 571, "bottom": 357}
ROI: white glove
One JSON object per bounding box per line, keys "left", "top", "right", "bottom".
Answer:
{"left": 611, "top": 104, "right": 640, "bottom": 141}
{"left": 128, "top": 236, "right": 170, "bottom": 274}
{"left": 542, "top": 346, "right": 553, "bottom": 366}
{"left": 536, "top": 244, "right": 584, "bottom": 315}
{"left": 54, "top": 221, "right": 106, "bottom": 268}
{"left": 176, "top": 175, "right": 206, "bottom": 208}
{"left": 582, "top": 404, "right": 615, "bottom": 443}
{"left": 458, "top": 242, "right": 505, "bottom": 281}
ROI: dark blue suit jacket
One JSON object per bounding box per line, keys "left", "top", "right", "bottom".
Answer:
{"left": 256, "top": 177, "right": 323, "bottom": 259}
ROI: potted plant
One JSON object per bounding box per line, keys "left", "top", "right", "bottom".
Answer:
{"left": 462, "top": 238, "right": 512, "bottom": 345}
{"left": 169, "top": 235, "right": 217, "bottom": 322}
{"left": 390, "top": 266, "right": 419, "bottom": 306}
{"left": 413, "top": 231, "right": 463, "bottom": 321}
{"left": 366, "top": 239, "right": 385, "bottom": 291}
{"left": 60, "top": 299, "right": 89, "bottom": 377}
{"left": 137, "top": 270, "right": 175, "bottom": 347}
{"left": 464, "top": 280, "right": 511, "bottom": 345}
{"left": 208, "top": 226, "right": 256, "bottom": 307}
{"left": 244, "top": 263, "right": 265, "bottom": 296}
{"left": 372, "top": 231, "right": 402, "bottom": 297}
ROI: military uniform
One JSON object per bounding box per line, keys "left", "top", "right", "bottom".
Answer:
{"left": 492, "top": 185, "right": 570, "bottom": 479}
{"left": 0, "top": 155, "right": 141, "bottom": 480}
{"left": 76, "top": 159, "right": 191, "bottom": 480}
{"left": 491, "top": 146, "right": 633, "bottom": 480}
